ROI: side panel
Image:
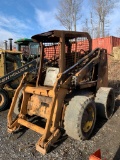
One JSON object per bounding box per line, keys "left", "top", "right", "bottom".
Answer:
{"left": 97, "top": 49, "right": 108, "bottom": 89}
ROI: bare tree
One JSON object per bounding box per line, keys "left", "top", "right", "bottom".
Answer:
{"left": 56, "top": 0, "right": 83, "bottom": 31}
{"left": 84, "top": 12, "right": 97, "bottom": 38}
{"left": 82, "top": 11, "right": 99, "bottom": 38}
{"left": 92, "top": 0, "right": 117, "bottom": 37}
{"left": 82, "top": 18, "right": 89, "bottom": 31}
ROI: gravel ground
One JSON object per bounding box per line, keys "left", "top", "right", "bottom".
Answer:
{"left": 0, "top": 60, "right": 120, "bottom": 160}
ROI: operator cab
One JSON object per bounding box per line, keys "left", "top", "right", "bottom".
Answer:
{"left": 15, "top": 38, "right": 39, "bottom": 62}
{"left": 31, "top": 30, "right": 92, "bottom": 87}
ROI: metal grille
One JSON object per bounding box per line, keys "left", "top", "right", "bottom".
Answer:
{"left": 43, "top": 43, "right": 60, "bottom": 67}
{"left": 43, "top": 37, "right": 89, "bottom": 70}
{"left": 65, "top": 37, "right": 89, "bottom": 69}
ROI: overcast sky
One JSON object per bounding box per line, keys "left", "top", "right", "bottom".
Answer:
{"left": 0, "top": 0, "right": 119, "bottom": 42}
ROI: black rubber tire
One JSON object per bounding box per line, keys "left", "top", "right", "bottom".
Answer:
{"left": 0, "top": 89, "right": 9, "bottom": 111}
{"left": 95, "top": 87, "right": 115, "bottom": 119}
{"left": 64, "top": 96, "right": 96, "bottom": 140}
{"left": 14, "top": 87, "right": 24, "bottom": 115}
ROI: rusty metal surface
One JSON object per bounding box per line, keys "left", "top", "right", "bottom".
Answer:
{"left": 32, "top": 30, "right": 92, "bottom": 51}
{"left": 27, "top": 95, "right": 52, "bottom": 118}
{"left": 7, "top": 30, "right": 109, "bottom": 155}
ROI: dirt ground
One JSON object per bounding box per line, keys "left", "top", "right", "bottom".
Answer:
{"left": 0, "top": 59, "right": 120, "bottom": 160}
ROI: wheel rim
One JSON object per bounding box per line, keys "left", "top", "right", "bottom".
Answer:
{"left": 82, "top": 105, "right": 95, "bottom": 133}
{"left": 0, "top": 93, "right": 4, "bottom": 106}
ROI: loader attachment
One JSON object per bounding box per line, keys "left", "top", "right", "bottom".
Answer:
{"left": 7, "top": 67, "right": 68, "bottom": 154}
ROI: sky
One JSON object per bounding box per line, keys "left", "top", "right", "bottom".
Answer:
{"left": 0, "top": 0, "right": 120, "bottom": 43}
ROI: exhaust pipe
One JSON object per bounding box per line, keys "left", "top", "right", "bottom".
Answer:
{"left": 3, "top": 40, "right": 8, "bottom": 50}
{"left": 8, "top": 38, "right": 13, "bottom": 51}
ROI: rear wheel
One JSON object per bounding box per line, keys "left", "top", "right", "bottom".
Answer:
{"left": 64, "top": 96, "right": 96, "bottom": 140}
{"left": 0, "top": 89, "right": 9, "bottom": 111}
{"left": 95, "top": 87, "right": 115, "bottom": 119}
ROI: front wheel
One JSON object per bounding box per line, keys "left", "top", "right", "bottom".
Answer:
{"left": 0, "top": 89, "right": 9, "bottom": 111}
{"left": 64, "top": 96, "right": 96, "bottom": 140}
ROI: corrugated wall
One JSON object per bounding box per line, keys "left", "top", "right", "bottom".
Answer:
{"left": 112, "top": 36, "right": 120, "bottom": 48}
{"left": 92, "top": 36, "right": 120, "bottom": 54}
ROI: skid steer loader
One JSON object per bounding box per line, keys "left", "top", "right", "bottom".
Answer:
{"left": 7, "top": 30, "right": 115, "bottom": 155}
{"left": 0, "top": 38, "right": 39, "bottom": 111}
